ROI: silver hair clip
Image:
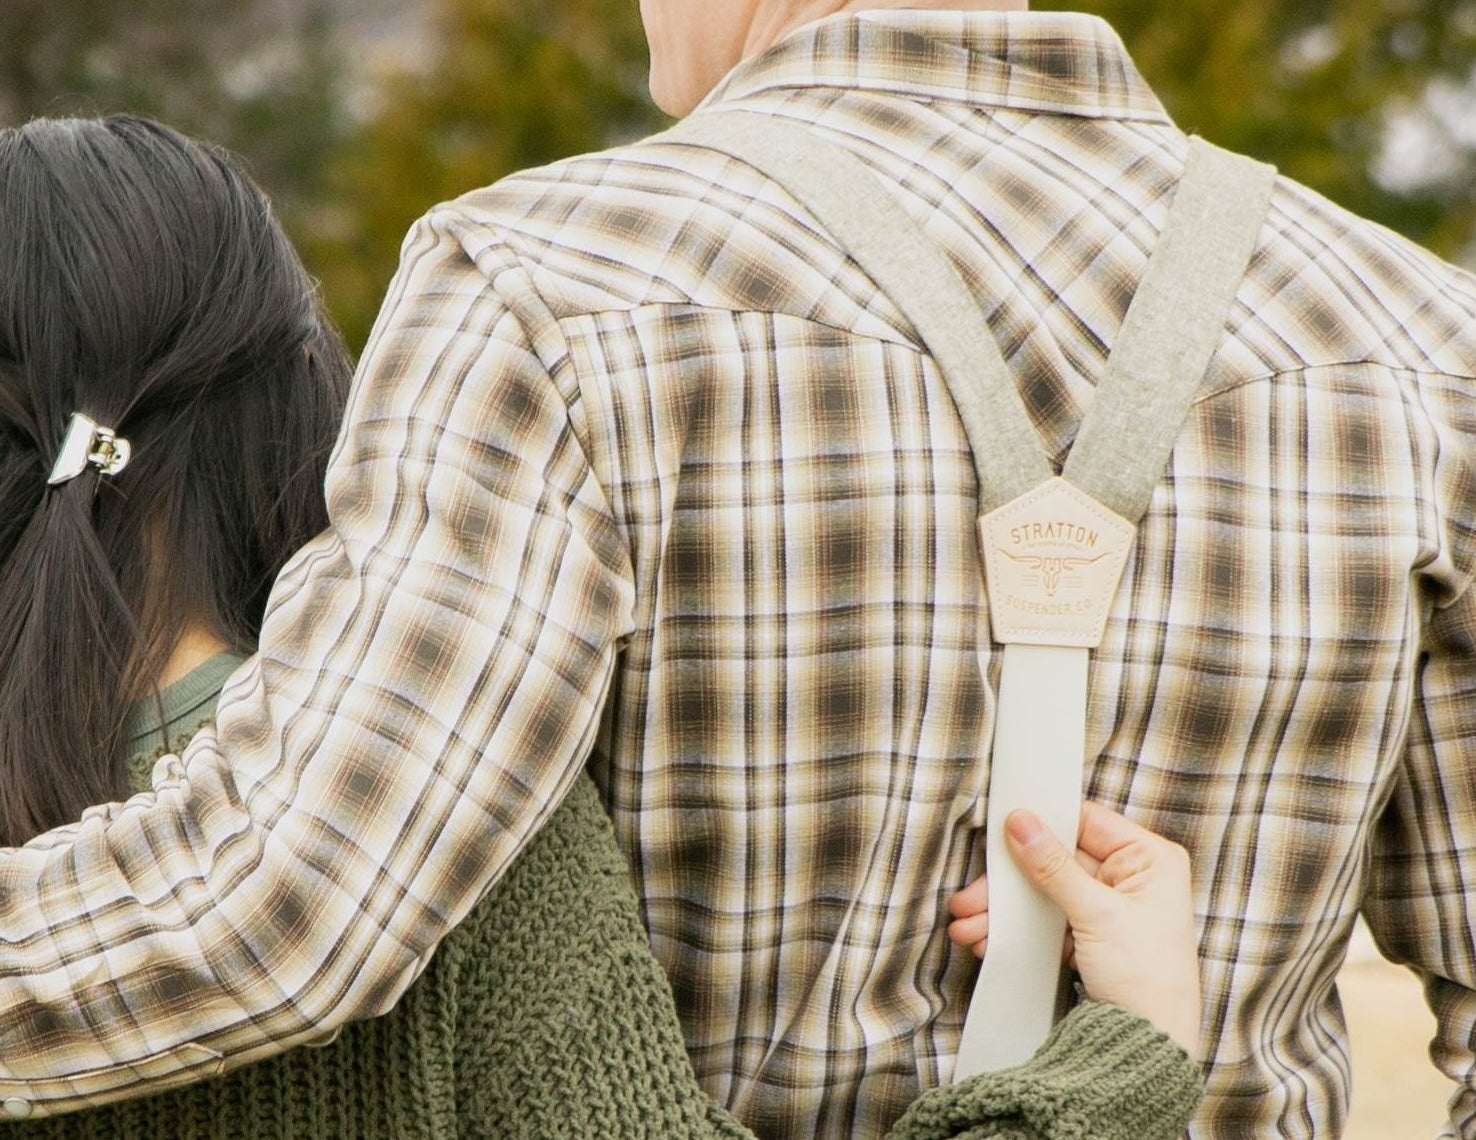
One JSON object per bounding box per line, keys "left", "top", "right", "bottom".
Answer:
{"left": 47, "top": 413, "right": 132, "bottom": 486}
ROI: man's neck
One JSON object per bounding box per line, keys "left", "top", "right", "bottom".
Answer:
{"left": 742, "top": 0, "right": 1028, "bottom": 64}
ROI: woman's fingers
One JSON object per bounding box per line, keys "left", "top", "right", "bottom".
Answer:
{"left": 947, "top": 872, "right": 990, "bottom": 957}
{"left": 946, "top": 828, "right": 1099, "bottom": 961}
{"left": 1074, "top": 801, "right": 1181, "bottom": 886}
{"left": 1003, "top": 809, "right": 1106, "bottom": 917}
{"left": 1003, "top": 804, "right": 1202, "bottom": 1061}
{"left": 948, "top": 870, "right": 988, "bottom": 919}
{"left": 948, "top": 911, "right": 990, "bottom": 959}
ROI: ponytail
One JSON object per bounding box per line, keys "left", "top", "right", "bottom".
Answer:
{"left": 0, "top": 117, "right": 351, "bottom": 845}
{"left": 0, "top": 472, "right": 141, "bottom": 842}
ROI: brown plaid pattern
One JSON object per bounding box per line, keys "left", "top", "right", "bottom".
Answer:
{"left": 0, "top": 11, "right": 1473, "bottom": 1137}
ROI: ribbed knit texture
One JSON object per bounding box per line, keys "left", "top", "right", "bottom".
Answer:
{"left": 888, "top": 1001, "right": 1203, "bottom": 1140}
{"left": 10, "top": 661, "right": 1200, "bottom": 1137}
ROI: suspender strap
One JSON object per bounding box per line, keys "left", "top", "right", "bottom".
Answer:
{"left": 1063, "top": 142, "right": 1276, "bottom": 521}
{"left": 659, "top": 111, "right": 1275, "bottom": 1078}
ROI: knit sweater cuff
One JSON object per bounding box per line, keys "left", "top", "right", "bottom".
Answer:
{"left": 886, "top": 1001, "right": 1202, "bottom": 1140}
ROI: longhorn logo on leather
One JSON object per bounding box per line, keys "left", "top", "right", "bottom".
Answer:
{"left": 979, "top": 478, "right": 1137, "bottom": 649}
{"left": 999, "top": 549, "right": 1110, "bottom": 597}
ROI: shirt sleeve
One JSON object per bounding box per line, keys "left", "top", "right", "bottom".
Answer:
{"left": 1362, "top": 426, "right": 1476, "bottom": 1137}
{"left": 0, "top": 204, "right": 635, "bottom": 1118}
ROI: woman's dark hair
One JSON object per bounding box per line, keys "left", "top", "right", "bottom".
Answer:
{"left": 0, "top": 115, "right": 352, "bottom": 845}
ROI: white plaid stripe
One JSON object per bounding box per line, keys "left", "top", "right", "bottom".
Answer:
{"left": 0, "top": 11, "right": 1473, "bottom": 1137}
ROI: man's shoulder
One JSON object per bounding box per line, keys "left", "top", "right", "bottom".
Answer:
{"left": 1256, "top": 169, "right": 1476, "bottom": 380}
{"left": 420, "top": 134, "right": 808, "bottom": 319}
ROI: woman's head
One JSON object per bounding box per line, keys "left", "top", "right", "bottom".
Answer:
{"left": 0, "top": 115, "right": 352, "bottom": 844}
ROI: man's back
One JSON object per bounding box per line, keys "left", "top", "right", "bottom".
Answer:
{"left": 391, "top": 10, "right": 1476, "bottom": 1135}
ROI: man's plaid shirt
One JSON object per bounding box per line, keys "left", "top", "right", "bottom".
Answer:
{"left": 1, "top": 11, "right": 1474, "bottom": 1137}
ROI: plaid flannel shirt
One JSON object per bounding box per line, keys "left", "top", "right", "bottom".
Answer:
{"left": 0, "top": 11, "right": 1474, "bottom": 1137}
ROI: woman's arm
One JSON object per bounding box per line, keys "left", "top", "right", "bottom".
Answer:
{"left": 887, "top": 998, "right": 1200, "bottom": 1140}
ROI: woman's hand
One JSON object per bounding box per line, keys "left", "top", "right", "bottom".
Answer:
{"left": 947, "top": 802, "right": 1202, "bottom": 1060}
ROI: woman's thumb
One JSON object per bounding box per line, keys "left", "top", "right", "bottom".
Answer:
{"left": 1005, "top": 809, "right": 1099, "bottom": 918}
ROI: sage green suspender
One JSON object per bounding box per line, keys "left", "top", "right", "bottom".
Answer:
{"left": 659, "top": 112, "right": 1275, "bottom": 1079}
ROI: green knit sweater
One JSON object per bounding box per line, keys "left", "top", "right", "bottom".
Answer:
{"left": 10, "top": 655, "right": 1201, "bottom": 1139}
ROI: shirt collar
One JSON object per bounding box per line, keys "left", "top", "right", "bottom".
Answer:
{"left": 698, "top": 10, "right": 1171, "bottom": 125}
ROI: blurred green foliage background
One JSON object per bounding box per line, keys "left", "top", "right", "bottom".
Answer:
{"left": 5, "top": 0, "right": 1474, "bottom": 353}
